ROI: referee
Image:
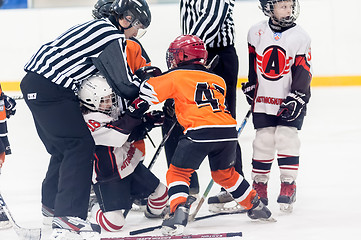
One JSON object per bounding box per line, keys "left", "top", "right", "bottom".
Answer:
{"left": 20, "top": 0, "right": 151, "bottom": 237}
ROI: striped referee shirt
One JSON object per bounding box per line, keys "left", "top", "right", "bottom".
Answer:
{"left": 180, "top": 0, "right": 236, "bottom": 48}
{"left": 24, "top": 19, "right": 136, "bottom": 93}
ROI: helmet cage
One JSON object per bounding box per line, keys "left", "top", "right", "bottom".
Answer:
{"left": 79, "top": 74, "right": 118, "bottom": 116}
{"left": 110, "top": 0, "right": 151, "bottom": 29}
{"left": 260, "top": 0, "right": 300, "bottom": 27}
{"left": 166, "top": 35, "right": 208, "bottom": 69}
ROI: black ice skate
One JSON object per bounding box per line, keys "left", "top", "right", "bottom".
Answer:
{"left": 208, "top": 190, "right": 246, "bottom": 214}
{"left": 161, "top": 196, "right": 196, "bottom": 236}
{"left": 277, "top": 181, "right": 296, "bottom": 212}
{"left": 247, "top": 194, "right": 275, "bottom": 222}
{"left": 0, "top": 205, "right": 11, "bottom": 229}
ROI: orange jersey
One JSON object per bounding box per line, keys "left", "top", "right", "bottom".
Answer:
{"left": 140, "top": 65, "right": 237, "bottom": 133}
{"left": 0, "top": 84, "right": 5, "bottom": 121}
{"left": 126, "top": 38, "right": 151, "bottom": 73}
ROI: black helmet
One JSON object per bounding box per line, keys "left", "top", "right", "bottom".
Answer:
{"left": 259, "top": 0, "right": 300, "bottom": 27}
{"left": 92, "top": 0, "right": 114, "bottom": 19}
{"left": 110, "top": 0, "right": 151, "bottom": 28}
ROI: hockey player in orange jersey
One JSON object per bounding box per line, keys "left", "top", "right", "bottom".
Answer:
{"left": 125, "top": 35, "right": 274, "bottom": 235}
{"left": 0, "top": 83, "right": 16, "bottom": 229}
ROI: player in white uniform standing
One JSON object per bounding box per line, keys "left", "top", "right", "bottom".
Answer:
{"left": 242, "top": 0, "right": 312, "bottom": 212}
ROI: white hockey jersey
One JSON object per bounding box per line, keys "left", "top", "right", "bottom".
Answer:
{"left": 83, "top": 112, "right": 144, "bottom": 183}
{"left": 247, "top": 20, "right": 312, "bottom": 116}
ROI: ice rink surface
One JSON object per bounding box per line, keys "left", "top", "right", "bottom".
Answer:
{"left": 0, "top": 87, "right": 360, "bottom": 239}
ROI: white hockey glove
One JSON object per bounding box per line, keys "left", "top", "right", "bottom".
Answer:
{"left": 277, "top": 90, "right": 307, "bottom": 122}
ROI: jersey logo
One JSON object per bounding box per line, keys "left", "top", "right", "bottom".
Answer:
{"left": 273, "top": 32, "right": 282, "bottom": 41}
{"left": 257, "top": 45, "right": 292, "bottom": 81}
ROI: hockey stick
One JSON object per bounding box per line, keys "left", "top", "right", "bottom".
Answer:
{"left": 187, "top": 108, "right": 252, "bottom": 221}
{"left": 103, "top": 231, "right": 242, "bottom": 240}
{"left": 147, "top": 120, "right": 177, "bottom": 170}
{"left": 0, "top": 171, "right": 41, "bottom": 240}
{"left": 188, "top": 177, "right": 214, "bottom": 222}
{"left": 9, "top": 95, "right": 24, "bottom": 100}
{"left": 129, "top": 211, "right": 244, "bottom": 236}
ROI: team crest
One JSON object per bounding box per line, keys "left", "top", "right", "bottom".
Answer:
{"left": 273, "top": 32, "right": 282, "bottom": 41}
{"left": 257, "top": 45, "right": 292, "bottom": 81}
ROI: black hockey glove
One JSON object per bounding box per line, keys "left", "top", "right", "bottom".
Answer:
{"left": 277, "top": 90, "right": 307, "bottom": 122}
{"left": 126, "top": 97, "right": 150, "bottom": 119}
{"left": 134, "top": 66, "right": 162, "bottom": 82}
{"left": 241, "top": 82, "right": 256, "bottom": 105}
{"left": 162, "top": 98, "right": 175, "bottom": 119}
{"left": 128, "top": 110, "right": 165, "bottom": 142}
{"left": 3, "top": 94, "right": 16, "bottom": 118}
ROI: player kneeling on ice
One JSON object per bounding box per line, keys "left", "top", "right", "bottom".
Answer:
{"left": 78, "top": 74, "right": 168, "bottom": 232}
{"left": 126, "top": 35, "right": 274, "bottom": 236}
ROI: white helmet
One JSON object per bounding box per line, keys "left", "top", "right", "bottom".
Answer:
{"left": 78, "top": 74, "right": 118, "bottom": 115}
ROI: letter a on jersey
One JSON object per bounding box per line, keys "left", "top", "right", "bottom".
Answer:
{"left": 257, "top": 45, "right": 292, "bottom": 81}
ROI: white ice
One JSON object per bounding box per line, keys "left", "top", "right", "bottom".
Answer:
{"left": 0, "top": 87, "right": 360, "bottom": 239}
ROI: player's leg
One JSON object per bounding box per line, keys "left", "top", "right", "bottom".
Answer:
{"left": 161, "top": 138, "right": 207, "bottom": 235}
{"left": 130, "top": 163, "right": 168, "bottom": 218}
{"left": 275, "top": 125, "right": 300, "bottom": 212}
{"left": 209, "top": 140, "right": 272, "bottom": 220}
{"left": 91, "top": 178, "right": 132, "bottom": 232}
{"left": 251, "top": 126, "right": 277, "bottom": 205}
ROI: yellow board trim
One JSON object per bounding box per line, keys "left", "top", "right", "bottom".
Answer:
{"left": 237, "top": 76, "right": 361, "bottom": 88}
{"left": 2, "top": 76, "right": 361, "bottom": 92}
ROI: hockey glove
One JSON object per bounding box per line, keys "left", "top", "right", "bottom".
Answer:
{"left": 277, "top": 90, "right": 307, "bottom": 122}
{"left": 3, "top": 94, "right": 16, "bottom": 118}
{"left": 128, "top": 110, "right": 165, "bottom": 142}
{"left": 126, "top": 97, "right": 150, "bottom": 119}
{"left": 162, "top": 98, "right": 175, "bottom": 119}
{"left": 134, "top": 66, "right": 162, "bottom": 82}
{"left": 241, "top": 82, "right": 256, "bottom": 105}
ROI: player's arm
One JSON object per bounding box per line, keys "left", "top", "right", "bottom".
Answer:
{"left": 242, "top": 43, "right": 257, "bottom": 105}
{"left": 277, "top": 40, "right": 312, "bottom": 121}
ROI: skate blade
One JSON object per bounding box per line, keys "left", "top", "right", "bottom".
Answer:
{"left": 208, "top": 203, "right": 246, "bottom": 214}
{"left": 161, "top": 225, "right": 185, "bottom": 236}
{"left": 0, "top": 220, "right": 12, "bottom": 229}
{"left": 279, "top": 203, "right": 293, "bottom": 213}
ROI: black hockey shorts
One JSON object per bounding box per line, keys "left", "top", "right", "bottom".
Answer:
{"left": 171, "top": 137, "right": 237, "bottom": 171}
{"left": 252, "top": 111, "right": 306, "bottom": 130}
{"left": 93, "top": 163, "right": 160, "bottom": 212}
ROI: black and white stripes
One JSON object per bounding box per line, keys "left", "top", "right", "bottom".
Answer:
{"left": 24, "top": 19, "right": 125, "bottom": 92}
{"left": 180, "top": 0, "right": 236, "bottom": 48}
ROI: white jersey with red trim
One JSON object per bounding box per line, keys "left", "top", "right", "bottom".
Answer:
{"left": 248, "top": 20, "right": 312, "bottom": 116}
{"left": 83, "top": 112, "right": 144, "bottom": 182}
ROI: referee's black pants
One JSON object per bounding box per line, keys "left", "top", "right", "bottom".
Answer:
{"left": 21, "top": 72, "right": 95, "bottom": 220}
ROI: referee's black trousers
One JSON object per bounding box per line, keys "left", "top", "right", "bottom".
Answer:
{"left": 21, "top": 72, "right": 95, "bottom": 220}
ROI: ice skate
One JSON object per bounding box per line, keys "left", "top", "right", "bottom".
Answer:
{"left": 42, "top": 204, "right": 54, "bottom": 226}
{"left": 144, "top": 205, "right": 169, "bottom": 219}
{"left": 277, "top": 181, "right": 296, "bottom": 213}
{"left": 0, "top": 205, "right": 11, "bottom": 229}
{"left": 246, "top": 192, "right": 275, "bottom": 222}
{"left": 207, "top": 190, "right": 246, "bottom": 214}
{"left": 50, "top": 216, "right": 101, "bottom": 240}
{"left": 252, "top": 181, "right": 268, "bottom": 206}
{"left": 161, "top": 196, "right": 196, "bottom": 236}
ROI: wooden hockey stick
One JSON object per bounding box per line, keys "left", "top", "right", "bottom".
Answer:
{"left": 0, "top": 171, "right": 41, "bottom": 240}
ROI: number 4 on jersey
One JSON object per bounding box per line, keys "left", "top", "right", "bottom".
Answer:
{"left": 194, "top": 82, "right": 225, "bottom": 112}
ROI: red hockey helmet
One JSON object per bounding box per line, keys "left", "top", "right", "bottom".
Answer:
{"left": 166, "top": 35, "right": 208, "bottom": 69}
